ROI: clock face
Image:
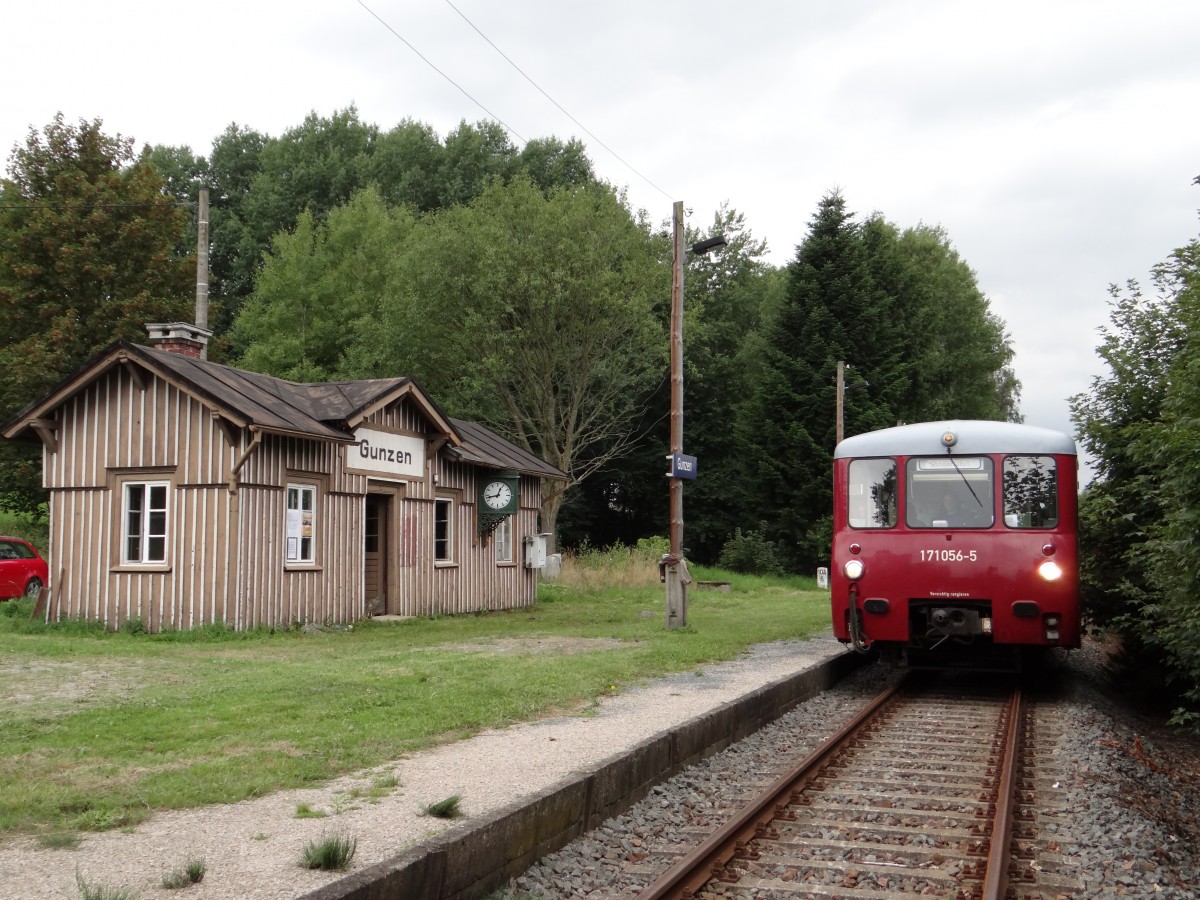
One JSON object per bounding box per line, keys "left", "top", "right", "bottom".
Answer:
{"left": 483, "top": 481, "right": 513, "bottom": 510}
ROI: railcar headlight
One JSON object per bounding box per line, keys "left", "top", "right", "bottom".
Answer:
{"left": 1037, "top": 560, "right": 1063, "bottom": 582}
{"left": 844, "top": 559, "right": 865, "bottom": 580}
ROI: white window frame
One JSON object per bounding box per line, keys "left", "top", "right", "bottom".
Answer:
{"left": 122, "top": 481, "right": 169, "bottom": 566}
{"left": 494, "top": 515, "right": 514, "bottom": 565}
{"left": 435, "top": 497, "right": 454, "bottom": 564}
{"left": 286, "top": 482, "right": 318, "bottom": 565}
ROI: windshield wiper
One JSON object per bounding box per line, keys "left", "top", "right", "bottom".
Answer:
{"left": 946, "top": 453, "right": 984, "bottom": 507}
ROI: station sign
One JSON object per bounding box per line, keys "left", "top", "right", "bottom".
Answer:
{"left": 347, "top": 427, "right": 425, "bottom": 479}
{"left": 666, "top": 452, "right": 698, "bottom": 480}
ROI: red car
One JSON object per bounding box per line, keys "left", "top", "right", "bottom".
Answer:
{"left": 0, "top": 536, "right": 48, "bottom": 600}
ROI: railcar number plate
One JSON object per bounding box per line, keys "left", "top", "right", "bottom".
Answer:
{"left": 920, "top": 549, "right": 978, "bottom": 562}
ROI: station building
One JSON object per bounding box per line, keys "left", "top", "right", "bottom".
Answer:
{"left": 1, "top": 323, "right": 565, "bottom": 631}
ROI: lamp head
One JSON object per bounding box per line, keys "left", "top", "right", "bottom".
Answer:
{"left": 689, "top": 235, "right": 727, "bottom": 256}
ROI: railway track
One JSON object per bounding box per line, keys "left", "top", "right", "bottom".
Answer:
{"left": 637, "top": 675, "right": 1084, "bottom": 899}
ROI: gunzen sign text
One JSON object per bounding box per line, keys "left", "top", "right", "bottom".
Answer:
{"left": 666, "top": 452, "right": 698, "bottom": 480}
{"left": 349, "top": 427, "right": 425, "bottom": 479}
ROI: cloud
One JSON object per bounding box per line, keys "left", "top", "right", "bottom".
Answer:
{"left": 2, "top": 0, "right": 1196, "bottom": 446}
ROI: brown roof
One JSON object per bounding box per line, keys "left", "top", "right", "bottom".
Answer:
{"left": 449, "top": 418, "right": 566, "bottom": 480}
{"left": 3, "top": 341, "right": 566, "bottom": 480}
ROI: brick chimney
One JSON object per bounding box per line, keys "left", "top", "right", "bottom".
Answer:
{"left": 145, "top": 322, "right": 212, "bottom": 359}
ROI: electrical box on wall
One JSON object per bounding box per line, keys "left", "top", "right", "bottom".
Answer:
{"left": 523, "top": 533, "right": 549, "bottom": 569}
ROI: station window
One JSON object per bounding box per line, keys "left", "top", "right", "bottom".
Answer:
{"left": 123, "top": 481, "right": 169, "bottom": 564}
{"left": 286, "top": 483, "right": 316, "bottom": 564}
{"left": 1002, "top": 456, "right": 1058, "bottom": 528}
{"left": 494, "top": 515, "right": 514, "bottom": 564}
{"left": 435, "top": 497, "right": 454, "bottom": 563}
{"left": 848, "top": 459, "right": 897, "bottom": 528}
{"left": 906, "top": 457, "right": 995, "bottom": 528}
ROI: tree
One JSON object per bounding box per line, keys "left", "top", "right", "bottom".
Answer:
{"left": 342, "top": 177, "right": 667, "bottom": 536}
{"left": 1069, "top": 276, "right": 1185, "bottom": 632}
{"left": 202, "top": 122, "right": 269, "bottom": 340}
{"left": 188, "top": 112, "right": 600, "bottom": 352}
{"left": 0, "top": 114, "right": 193, "bottom": 515}
{"left": 232, "top": 187, "right": 417, "bottom": 382}
{"left": 367, "top": 118, "right": 446, "bottom": 212}
{"left": 515, "top": 136, "right": 596, "bottom": 196}
{"left": 219, "top": 109, "right": 379, "bottom": 349}
{"left": 558, "top": 205, "right": 783, "bottom": 559}
{"left": 1145, "top": 232, "right": 1200, "bottom": 727}
{"left": 883, "top": 222, "right": 1020, "bottom": 422}
{"left": 739, "top": 192, "right": 895, "bottom": 568}
{"left": 1069, "top": 199, "right": 1200, "bottom": 728}
{"left": 738, "top": 193, "right": 1020, "bottom": 571}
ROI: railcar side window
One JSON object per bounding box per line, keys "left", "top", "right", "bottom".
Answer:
{"left": 848, "top": 459, "right": 897, "bottom": 528}
{"left": 1003, "top": 456, "right": 1058, "bottom": 528}
{"left": 906, "top": 457, "right": 995, "bottom": 528}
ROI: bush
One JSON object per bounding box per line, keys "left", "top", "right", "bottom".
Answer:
{"left": 718, "top": 529, "right": 786, "bottom": 576}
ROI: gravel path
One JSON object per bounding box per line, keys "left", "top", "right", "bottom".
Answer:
{"left": 0, "top": 634, "right": 848, "bottom": 899}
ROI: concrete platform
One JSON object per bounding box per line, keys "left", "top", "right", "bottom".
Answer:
{"left": 303, "top": 637, "right": 862, "bottom": 900}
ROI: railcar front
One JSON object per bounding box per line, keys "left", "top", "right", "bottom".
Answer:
{"left": 830, "top": 420, "right": 1080, "bottom": 668}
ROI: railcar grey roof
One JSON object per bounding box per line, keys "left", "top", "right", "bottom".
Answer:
{"left": 834, "top": 420, "right": 1076, "bottom": 459}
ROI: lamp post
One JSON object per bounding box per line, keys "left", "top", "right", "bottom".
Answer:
{"left": 664, "top": 200, "right": 726, "bottom": 629}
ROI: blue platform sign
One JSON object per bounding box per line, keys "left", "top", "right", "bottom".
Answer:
{"left": 666, "top": 453, "right": 698, "bottom": 480}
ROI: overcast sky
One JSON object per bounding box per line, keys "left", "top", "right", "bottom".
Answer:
{"left": 4, "top": 1, "right": 1199, "bottom": 473}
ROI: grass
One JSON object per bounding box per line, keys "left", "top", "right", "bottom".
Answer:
{"left": 74, "top": 872, "right": 136, "bottom": 900}
{"left": 37, "top": 831, "right": 81, "bottom": 850}
{"left": 423, "top": 795, "right": 463, "bottom": 819}
{"left": 160, "top": 857, "right": 206, "bottom": 889}
{"left": 0, "top": 542, "right": 830, "bottom": 841}
{"left": 300, "top": 832, "right": 357, "bottom": 871}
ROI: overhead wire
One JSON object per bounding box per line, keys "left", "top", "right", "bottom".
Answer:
{"left": 353, "top": 0, "right": 527, "bottom": 144}
{"left": 441, "top": 0, "right": 673, "bottom": 203}
{"left": 353, "top": 0, "right": 674, "bottom": 203}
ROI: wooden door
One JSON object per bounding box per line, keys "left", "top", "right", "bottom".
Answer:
{"left": 364, "top": 494, "right": 389, "bottom": 614}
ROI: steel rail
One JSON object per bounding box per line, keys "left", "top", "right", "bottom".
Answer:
{"left": 636, "top": 680, "right": 905, "bottom": 900}
{"left": 981, "top": 686, "right": 1024, "bottom": 899}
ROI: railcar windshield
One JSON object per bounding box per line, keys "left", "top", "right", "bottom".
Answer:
{"left": 1002, "top": 455, "right": 1058, "bottom": 527}
{"left": 906, "top": 456, "right": 994, "bottom": 528}
{"left": 848, "top": 458, "right": 897, "bottom": 528}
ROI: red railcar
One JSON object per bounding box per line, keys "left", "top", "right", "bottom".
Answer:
{"left": 831, "top": 420, "right": 1080, "bottom": 668}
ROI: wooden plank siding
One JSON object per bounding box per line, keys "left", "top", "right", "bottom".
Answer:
{"left": 227, "top": 431, "right": 367, "bottom": 630}
{"left": 21, "top": 350, "right": 555, "bottom": 632}
{"left": 429, "top": 463, "right": 540, "bottom": 617}
{"left": 44, "top": 367, "right": 237, "bottom": 630}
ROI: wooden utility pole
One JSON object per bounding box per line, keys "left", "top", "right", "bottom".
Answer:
{"left": 665, "top": 200, "right": 688, "bottom": 629}
{"left": 836, "top": 359, "right": 845, "bottom": 446}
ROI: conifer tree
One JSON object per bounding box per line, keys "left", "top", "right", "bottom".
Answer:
{"left": 740, "top": 191, "right": 890, "bottom": 568}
